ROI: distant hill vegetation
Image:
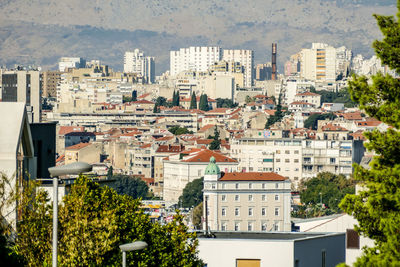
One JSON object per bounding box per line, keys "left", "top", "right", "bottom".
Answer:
{"left": 0, "top": 0, "right": 395, "bottom": 73}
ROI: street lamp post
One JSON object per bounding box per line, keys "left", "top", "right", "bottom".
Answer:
{"left": 48, "top": 162, "right": 92, "bottom": 267}
{"left": 119, "top": 241, "right": 148, "bottom": 267}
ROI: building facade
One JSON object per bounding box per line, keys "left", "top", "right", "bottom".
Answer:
{"left": 203, "top": 157, "right": 291, "bottom": 232}
{"left": 124, "top": 49, "right": 155, "bottom": 84}
{"left": 222, "top": 49, "right": 254, "bottom": 87}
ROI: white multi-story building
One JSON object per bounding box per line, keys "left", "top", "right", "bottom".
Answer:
{"left": 222, "top": 49, "right": 254, "bottom": 87}
{"left": 203, "top": 157, "right": 291, "bottom": 232}
{"left": 170, "top": 46, "right": 222, "bottom": 76}
{"left": 162, "top": 149, "right": 238, "bottom": 204}
{"left": 124, "top": 49, "right": 155, "bottom": 84}
{"left": 230, "top": 138, "right": 365, "bottom": 187}
{"left": 300, "top": 43, "right": 336, "bottom": 82}
{"left": 58, "top": 57, "right": 86, "bottom": 72}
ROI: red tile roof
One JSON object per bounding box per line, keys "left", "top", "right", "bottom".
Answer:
{"left": 199, "top": 124, "right": 216, "bottom": 132}
{"left": 65, "top": 142, "right": 91, "bottom": 150}
{"left": 155, "top": 136, "right": 174, "bottom": 141}
{"left": 140, "top": 143, "right": 151, "bottom": 149}
{"left": 356, "top": 120, "right": 382, "bottom": 127}
{"left": 219, "top": 172, "right": 287, "bottom": 181}
{"left": 59, "top": 126, "right": 84, "bottom": 135}
{"left": 290, "top": 101, "right": 315, "bottom": 105}
{"left": 321, "top": 123, "right": 348, "bottom": 131}
{"left": 132, "top": 100, "right": 154, "bottom": 104}
{"left": 156, "top": 144, "right": 185, "bottom": 153}
{"left": 295, "top": 92, "right": 321, "bottom": 96}
{"left": 206, "top": 108, "right": 229, "bottom": 113}
{"left": 196, "top": 139, "right": 213, "bottom": 145}
{"left": 181, "top": 149, "right": 237, "bottom": 163}
{"left": 138, "top": 93, "right": 151, "bottom": 99}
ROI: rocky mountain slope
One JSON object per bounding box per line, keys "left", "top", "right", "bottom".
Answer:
{"left": 0, "top": 0, "right": 395, "bottom": 73}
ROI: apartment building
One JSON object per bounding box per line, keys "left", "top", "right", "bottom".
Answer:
{"left": 124, "top": 49, "right": 155, "bottom": 84}
{"left": 170, "top": 46, "right": 222, "bottom": 76}
{"left": 230, "top": 138, "right": 365, "bottom": 186}
{"left": 42, "top": 70, "right": 61, "bottom": 97}
{"left": 58, "top": 57, "right": 86, "bottom": 72}
{"left": 203, "top": 157, "right": 291, "bottom": 232}
{"left": 300, "top": 43, "right": 336, "bottom": 82}
{"left": 0, "top": 69, "right": 42, "bottom": 123}
{"left": 222, "top": 49, "right": 254, "bottom": 87}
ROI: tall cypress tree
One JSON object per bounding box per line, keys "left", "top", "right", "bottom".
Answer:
{"left": 199, "top": 94, "right": 209, "bottom": 111}
{"left": 339, "top": 3, "right": 400, "bottom": 265}
{"left": 190, "top": 91, "right": 197, "bottom": 109}
{"left": 132, "top": 90, "right": 137, "bottom": 102}
{"left": 176, "top": 90, "right": 180, "bottom": 107}
{"left": 172, "top": 91, "right": 176, "bottom": 106}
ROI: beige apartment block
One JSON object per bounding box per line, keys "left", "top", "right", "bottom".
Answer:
{"left": 65, "top": 142, "right": 102, "bottom": 165}
{"left": 203, "top": 157, "right": 291, "bottom": 232}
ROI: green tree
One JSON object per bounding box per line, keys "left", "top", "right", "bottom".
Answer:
{"left": 16, "top": 176, "right": 203, "bottom": 266}
{"left": 107, "top": 165, "right": 113, "bottom": 179}
{"left": 339, "top": 3, "right": 400, "bottom": 265}
{"left": 265, "top": 94, "right": 285, "bottom": 128}
{"left": 132, "top": 90, "right": 137, "bottom": 102}
{"left": 209, "top": 126, "right": 221, "bottom": 150}
{"left": 192, "top": 202, "right": 203, "bottom": 230}
{"left": 168, "top": 126, "right": 191, "bottom": 135}
{"left": 190, "top": 91, "right": 197, "bottom": 109}
{"left": 304, "top": 113, "right": 337, "bottom": 130}
{"left": 178, "top": 178, "right": 204, "bottom": 208}
{"left": 155, "top": 96, "right": 167, "bottom": 107}
{"left": 216, "top": 98, "right": 238, "bottom": 108}
{"left": 299, "top": 172, "right": 355, "bottom": 214}
{"left": 111, "top": 174, "right": 149, "bottom": 199}
{"left": 123, "top": 96, "right": 132, "bottom": 103}
{"left": 199, "top": 94, "right": 209, "bottom": 111}
{"left": 153, "top": 103, "right": 160, "bottom": 113}
{"left": 172, "top": 90, "right": 180, "bottom": 107}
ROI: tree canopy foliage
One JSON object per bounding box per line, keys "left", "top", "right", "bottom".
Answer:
{"left": 14, "top": 176, "right": 203, "bottom": 266}
{"left": 208, "top": 126, "right": 221, "bottom": 150}
{"left": 168, "top": 126, "right": 192, "bottom": 135}
{"left": 304, "top": 113, "right": 337, "bottom": 130}
{"left": 178, "top": 177, "right": 203, "bottom": 208}
{"left": 265, "top": 94, "right": 286, "bottom": 128}
{"left": 190, "top": 91, "right": 197, "bottom": 109}
{"left": 111, "top": 174, "right": 149, "bottom": 199}
{"left": 199, "top": 94, "right": 209, "bottom": 111}
{"left": 172, "top": 91, "right": 180, "bottom": 107}
{"left": 339, "top": 3, "right": 400, "bottom": 265}
{"left": 312, "top": 87, "right": 357, "bottom": 108}
{"left": 216, "top": 98, "right": 238, "bottom": 108}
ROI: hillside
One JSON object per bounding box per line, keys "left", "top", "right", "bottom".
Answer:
{"left": 0, "top": 0, "right": 395, "bottom": 74}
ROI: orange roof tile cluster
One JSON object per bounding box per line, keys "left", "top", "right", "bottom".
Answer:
{"left": 321, "top": 123, "right": 348, "bottom": 131}
{"left": 340, "top": 112, "right": 363, "bottom": 120}
{"left": 356, "top": 120, "right": 382, "bottom": 127}
{"left": 196, "top": 139, "right": 213, "bottom": 145}
{"left": 138, "top": 93, "right": 151, "bottom": 99}
{"left": 155, "top": 136, "right": 174, "bottom": 141}
{"left": 181, "top": 149, "right": 237, "bottom": 163}
{"left": 349, "top": 130, "right": 366, "bottom": 140}
{"left": 140, "top": 143, "right": 151, "bottom": 149}
{"left": 156, "top": 144, "right": 185, "bottom": 153}
{"left": 199, "top": 124, "right": 216, "bottom": 132}
{"left": 65, "top": 142, "right": 91, "bottom": 150}
{"left": 295, "top": 92, "right": 321, "bottom": 96}
{"left": 206, "top": 108, "right": 229, "bottom": 114}
{"left": 219, "top": 172, "right": 286, "bottom": 181}
{"left": 56, "top": 154, "right": 65, "bottom": 163}
{"left": 254, "top": 94, "right": 269, "bottom": 99}
{"left": 59, "top": 126, "right": 84, "bottom": 135}
{"left": 290, "top": 101, "right": 315, "bottom": 106}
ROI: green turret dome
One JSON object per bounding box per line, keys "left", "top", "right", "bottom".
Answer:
{"left": 205, "top": 156, "right": 220, "bottom": 175}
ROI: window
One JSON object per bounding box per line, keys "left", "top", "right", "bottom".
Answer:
{"left": 276, "top": 150, "right": 281, "bottom": 154}
{"left": 261, "top": 222, "right": 267, "bottom": 231}
{"left": 275, "top": 194, "right": 279, "bottom": 201}
{"left": 285, "top": 159, "right": 290, "bottom": 163}
{"left": 248, "top": 222, "right": 253, "bottom": 231}
{"left": 235, "top": 195, "right": 240, "bottom": 201}
{"left": 248, "top": 195, "right": 253, "bottom": 201}
{"left": 274, "top": 223, "right": 279, "bottom": 231}
{"left": 275, "top": 208, "right": 280, "bottom": 216}
{"left": 275, "top": 183, "right": 279, "bottom": 189}
{"left": 198, "top": 169, "right": 202, "bottom": 176}
{"left": 294, "top": 150, "right": 299, "bottom": 154}
{"left": 262, "top": 195, "right": 266, "bottom": 201}
{"left": 234, "top": 222, "right": 240, "bottom": 231}
{"left": 221, "top": 222, "right": 227, "bottom": 231}
{"left": 248, "top": 208, "right": 253, "bottom": 216}
{"left": 212, "top": 183, "right": 216, "bottom": 189}
{"left": 285, "top": 150, "right": 290, "bottom": 154}
{"left": 330, "top": 158, "right": 336, "bottom": 164}
{"left": 222, "top": 195, "right": 226, "bottom": 202}
{"left": 276, "top": 158, "right": 280, "bottom": 163}
{"left": 235, "top": 207, "right": 240, "bottom": 216}
{"left": 249, "top": 183, "right": 253, "bottom": 189}
{"left": 222, "top": 208, "right": 226, "bottom": 216}
{"left": 262, "top": 183, "right": 266, "bottom": 189}
{"left": 261, "top": 207, "right": 266, "bottom": 216}
{"left": 294, "top": 159, "right": 299, "bottom": 163}
{"left": 222, "top": 183, "right": 226, "bottom": 189}
{"left": 235, "top": 183, "right": 239, "bottom": 189}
